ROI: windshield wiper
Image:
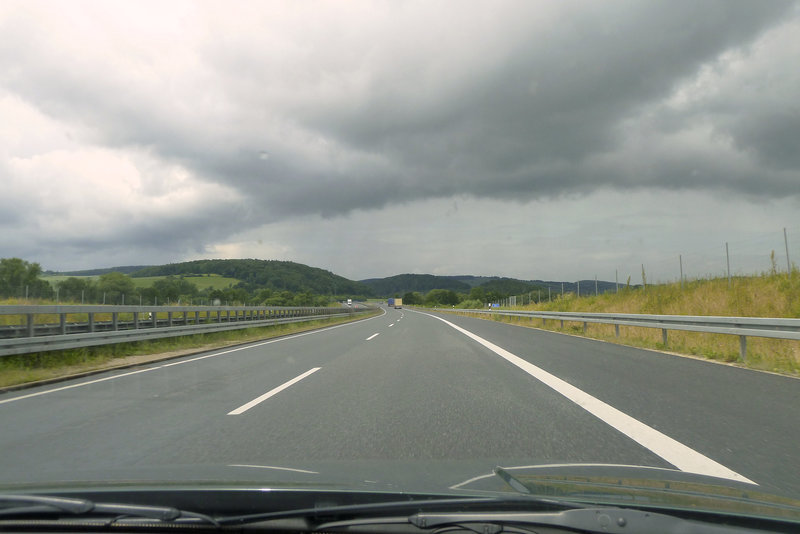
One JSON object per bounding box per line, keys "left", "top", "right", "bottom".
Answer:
{"left": 0, "top": 494, "right": 220, "bottom": 527}
{"left": 317, "top": 507, "right": 771, "bottom": 534}
{"left": 218, "top": 495, "right": 586, "bottom": 528}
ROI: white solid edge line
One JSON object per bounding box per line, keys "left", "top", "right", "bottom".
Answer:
{"left": 366, "top": 333, "right": 380, "bottom": 340}
{"left": 415, "top": 310, "right": 756, "bottom": 485}
{"left": 228, "top": 368, "right": 321, "bottom": 415}
{"left": 0, "top": 309, "right": 385, "bottom": 406}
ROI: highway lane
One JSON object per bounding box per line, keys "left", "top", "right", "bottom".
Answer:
{"left": 0, "top": 306, "right": 797, "bottom": 497}
{"left": 415, "top": 309, "right": 800, "bottom": 496}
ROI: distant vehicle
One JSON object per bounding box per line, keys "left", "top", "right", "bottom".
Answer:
{"left": 394, "top": 298, "right": 402, "bottom": 309}
{"left": 387, "top": 298, "right": 395, "bottom": 308}
{"left": 347, "top": 298, "right": 352, "bottom": 306}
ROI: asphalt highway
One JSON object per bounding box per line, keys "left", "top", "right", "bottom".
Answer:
{"left": 0, "top": 307, "right": 797, "bottom": 497}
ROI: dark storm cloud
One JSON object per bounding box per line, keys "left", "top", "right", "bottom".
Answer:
{"left": 1, "top": 0, "right": 798, "bottom": 270}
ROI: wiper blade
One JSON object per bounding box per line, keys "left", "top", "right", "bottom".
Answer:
{"left": 493, "top": 467, "right": 532, "bottom": 495}
{"left": 219, "top": 495, "right": 586, "bottom": 527}
{"left": 320, "top": 508, "right": 758, "bottom": 534}
{"left": 218, "top": 497, "right": 510, "bottom": 526}
{"left": 0, "top": 494, "right": 220, "bottom": 527}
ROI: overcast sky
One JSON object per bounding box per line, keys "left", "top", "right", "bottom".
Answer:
{"left": 2, "top": 0, "right": 799, "bottom": 283}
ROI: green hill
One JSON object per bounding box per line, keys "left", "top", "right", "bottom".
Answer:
{"left": 476, "top": 277, "right": 544, "bottom": 295}
{"left": 359, "top": 274, "right": 471, "bottom": 296}
{"left": 132, "top": 259, "right": 371, "bottom": 296}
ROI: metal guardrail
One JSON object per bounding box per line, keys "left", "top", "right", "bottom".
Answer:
{"left": 0, "top": 305, "right": 367, "bottom": 357}
{"left": 445, "top": 308, "right": 800, "bottom": 360}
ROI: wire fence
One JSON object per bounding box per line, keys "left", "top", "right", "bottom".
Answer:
{"left": 495, "top": 227, "right": 799, "bottom": 307}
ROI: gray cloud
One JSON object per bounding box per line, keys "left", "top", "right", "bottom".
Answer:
{"left": 1, "top": 0, "right": 798, "bottom": 273}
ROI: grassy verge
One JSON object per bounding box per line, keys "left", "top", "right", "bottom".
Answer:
{"left": 0, "top": 310, "right": 380, "bottom": 388}
{"left": 453, "top": 272, "right": 800, "bottom": 376}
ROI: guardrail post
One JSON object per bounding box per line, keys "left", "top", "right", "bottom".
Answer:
{"left": 134, "top": 312, "right": 139, "bottom": 329}
{"left": 26, "top": 313, "right": 34, "bottom": 337}
{"left": 60, "top": 312, "right": 66, "bottom": 335}
{"left": 88, "top": 313, "right": 95, "bottom": 333}
{"left": 168, "top": 311, "right": 173, "bottom": 327}
{"left": 662, "top": 328, "right": 668, "bottom": 347}
{"left": 615, "top": 324, "right": 620, "bottom": 338}
{"left": 740, "top": 336, "right": 747, "bottom": 361}
{"left": 112, "top": 312, "right": 118, "bottom": 331}
{"left": 152, "top": 312, "right": 157, "bottom": 328}
{"left": 583, "top": 322, "right": 587, "bottom": 334}
{"left": 542, "top": 318, "right": 546, "bottom": 326}
{"left": 560, "top": 320, "right": 564, "bottom": 328}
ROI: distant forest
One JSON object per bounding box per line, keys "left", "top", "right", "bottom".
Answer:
{"left": 5, "top": 257, "right": 609, "bottom": 308}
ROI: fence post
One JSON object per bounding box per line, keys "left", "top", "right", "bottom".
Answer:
{"left": 726, "top": 242, "right": 731, "bottom": 287}
{"left": 785, "top": 228, "right": 791, "bottom": 276}
{"left": 679, "top": 255, "right": 684, "bottom": 289}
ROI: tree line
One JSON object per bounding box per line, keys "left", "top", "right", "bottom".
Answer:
{"left": 1, "top": 257, "right": 546, "bottom": 308}
{"left": 0, "top": 258, "right": 335, "bottom": 306}
{"left": 400, "top": 281, "right": 547, "bottom": 309}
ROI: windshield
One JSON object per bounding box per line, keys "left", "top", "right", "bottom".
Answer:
{"left": 1, "top": 0, "right": 799, "bottom": 528}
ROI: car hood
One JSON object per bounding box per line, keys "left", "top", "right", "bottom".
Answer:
{"left": 2, "top": 462, "right": 799, "bottom": 522}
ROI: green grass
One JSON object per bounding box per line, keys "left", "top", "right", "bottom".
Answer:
{"left": 453, "top": 271, "right": 800, "bottom": 376}
{"left": 42, "top": 273, "right": 241, "bottom": 291}
{"left": 0, "top": 310, "right": 379, "bottom": 388}
{"left": 127, "top": 274, "right": 240, "bottom": 290}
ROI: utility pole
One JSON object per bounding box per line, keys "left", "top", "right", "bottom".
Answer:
{"left": 679, "top": 254, "right": 684, "bottom": 289}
